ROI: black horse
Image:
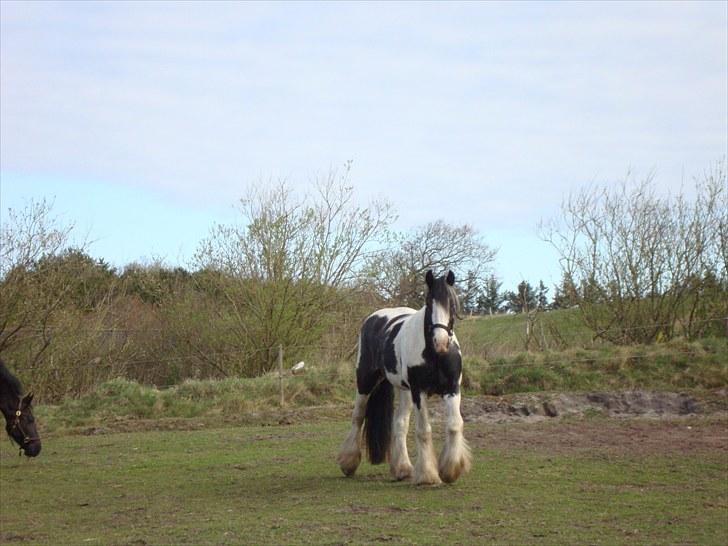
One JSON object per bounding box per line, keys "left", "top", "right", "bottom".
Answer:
{"left": 0, "top": 359, "right": 41, "bottom": 457}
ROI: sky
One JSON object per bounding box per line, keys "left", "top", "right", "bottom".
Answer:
{"left": 1, "top": 1, "right": 727, "bottom": 292}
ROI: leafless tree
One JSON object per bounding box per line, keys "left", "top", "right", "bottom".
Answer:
{"left": 542, "top": 160, "right": 727, "bottom": 343}
{"left": 194, "top": 165, "right": 396, "bottom": 375}
{"left": 0, "top": 198, "right": 79, "bottom": 359}
{"left": 364, "top": 220, "right": 496, "bottom": 307}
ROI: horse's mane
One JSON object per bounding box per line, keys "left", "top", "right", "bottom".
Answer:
{"left": 428, "top": 276, "right": 460, "bottom": 317}
{"left": 445, "top": 283, "right": 460, "bottom": 316}
{"left": 0, "top": 359, "right": 23, "bottom": 397}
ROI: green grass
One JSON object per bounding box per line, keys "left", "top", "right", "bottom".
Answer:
{"left": 34, "top": 360, "right": 355, "bottom": 434}
{"left": 1, "top": 418, "right": 726, "bottom": 545}
{"left": 3, "top": 311, "right": 725, "bottom": 544}
{"left": 457, "top": 309, "right": 597, "bottom": 358}
{"left": 457, "top": 311, "right": 728, "bottom": 394}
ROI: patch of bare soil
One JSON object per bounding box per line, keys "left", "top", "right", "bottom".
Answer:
{"left": 464, "top": 415, "right": 728, "bottom": 456}
{"left": 462, "top": 391, "right": 718, "bottom": 422}
{"left": 432, "top": 389, "right": 728, "bottom": 424}
{"left": 422, "top": 389, "right": 728, "bottom": 457}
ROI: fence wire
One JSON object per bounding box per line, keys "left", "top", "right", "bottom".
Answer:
{"left": 6, "top": 316, "right": 727, "bottom": 375}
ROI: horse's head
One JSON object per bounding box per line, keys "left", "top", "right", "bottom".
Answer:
{"left": 5, "top": 392, "right": 41, "bottom": 457}
{"left": 424, "top": 269, "right": 459, "bottom": 356}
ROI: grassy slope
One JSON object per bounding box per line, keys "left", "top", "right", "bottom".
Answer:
{"left": 457, "top": 311, "right": 728, "bottom": 395}
{"left": 34, "top": 337, "right": 727, "bottom": 434}
{"left": 457, "top": 309, "right": 596, "bottom": 358}
{"left": 1, "top": 418, "right": 726, "bottom": 545}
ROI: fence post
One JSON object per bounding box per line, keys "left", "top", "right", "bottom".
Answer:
{"left": 278, "top": 344, "right": 284, "bottom": 407}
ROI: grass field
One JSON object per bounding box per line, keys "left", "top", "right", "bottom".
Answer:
{"left": 2, "top": 311, "right": 727, "bottom": 544}
{"left": 457, "top": 309, "right": 596, "bottom": 357}
{"left": 1, "top": 413, "right": 726, "bottom": 545}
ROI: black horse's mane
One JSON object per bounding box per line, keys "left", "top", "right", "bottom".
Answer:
{"left": 0, "top": 359, "right": 23, "bottom": 397}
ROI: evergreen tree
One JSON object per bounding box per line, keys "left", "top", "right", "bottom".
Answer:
{"left": 551, "top": 272, "right": 579, "bottom": 309}
{"left": 536, "top": 280, "right": 549, "bottom": 310}
{"left": 477, "top": 274, "right": 504, "bottom": 314}
{"left": 505, "top": 280, "right": 535, "bottom": 313}
{"left": 461, "top": 270, "right": 481, "bottom": 315}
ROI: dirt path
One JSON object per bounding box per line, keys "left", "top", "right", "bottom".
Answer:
{"left": 466, "top": 415, "right": 728, "bottom": 456}
{"left": 451, "top": 390, "right": 726, "bottom": 423}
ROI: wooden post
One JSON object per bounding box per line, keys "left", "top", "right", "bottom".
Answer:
{"left": 278, "top": 344, "right": 284, "bottom": 407}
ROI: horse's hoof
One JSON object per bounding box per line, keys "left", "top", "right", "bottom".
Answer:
{"left": 438, "top": 464, "right": 463, "bottom": 483}
{"left": 337, "top": 451, "right": 361, "bottom": 477}
{"left": 438, "top": 455, "right": 472, "bottom": 483}
{"left": 414, "top": 471, "right": 442, "bottom": 486}
{"left": 438, "top": 440, "right": 472, "bottom": 483}
{"left": 391, "top": 464, "right": 414, "bottom": 481}
{"left": 415, "top": 476, "right": 443, "bottom": 486}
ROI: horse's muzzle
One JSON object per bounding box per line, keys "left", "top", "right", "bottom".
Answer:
{"left": 433, "top": 338, "right": 451, "bottom": 355}
{"left": 23, "top": 440, "right": 41, "bottom": 457}
{"left": 431, "top": 323, "right": 452, "bottom": 355}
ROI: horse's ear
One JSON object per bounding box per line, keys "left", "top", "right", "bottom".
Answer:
{"left": 446, "top": 270, "right": 455, "bottom": 286}
{"left": 23, "top": 392, "right": 34, "bottom": 406}
{"left": 425, "top": 269, "right": 434, "bottom": 289}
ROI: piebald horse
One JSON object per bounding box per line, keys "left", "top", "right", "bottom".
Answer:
{"left": 338, "top": 270, "right": 470, "bottom": 484}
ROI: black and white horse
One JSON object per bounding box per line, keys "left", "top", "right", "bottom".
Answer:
{"left": 338, "top": 270, "right": 470, "bottom": 484}
{"left": 0, "top": 359, "right": 41, "bottom": 457}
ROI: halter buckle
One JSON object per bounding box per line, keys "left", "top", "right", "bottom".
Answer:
{"left": 15, "top": 410, "right": 21, "bottom": 417}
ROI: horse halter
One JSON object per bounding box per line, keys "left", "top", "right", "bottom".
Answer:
{"left": 9, "top": 398, "right": 39, "bottom": 456}
{"left": 430, "top": 323, "right": 454, "bottom": 337}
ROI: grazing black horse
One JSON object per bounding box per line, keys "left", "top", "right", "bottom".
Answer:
{"left": 0, "top": 359, "right": 41, "bottom": 457}
{"left": 338, "top": 270, "right": 470, "bottom": 484}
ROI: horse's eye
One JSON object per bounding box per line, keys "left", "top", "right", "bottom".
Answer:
{"left": 28, "top": 416, "right": 35, "bottom": 424}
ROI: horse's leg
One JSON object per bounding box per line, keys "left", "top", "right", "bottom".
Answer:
{"left": 438, "top": 392, "right": 472, "bottom": 483}
{"left": 413, "top": 395, "right": 442, "bottom": 485}
{"left": 337, "top": 392, "right": 368, "bottom": 476}
{"left": 389, "top": 389, "right": 414, "bottom": 480}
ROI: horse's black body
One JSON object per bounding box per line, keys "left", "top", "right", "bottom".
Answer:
{"left": 405, "top": 341, "right": 462, "bottom": 408}
{"left": 0, "top": 359, "right": 41, "bottom": 457}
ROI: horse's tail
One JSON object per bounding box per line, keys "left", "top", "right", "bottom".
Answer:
{"left": 364, "top": 379, "right": 393, "bottom": 465}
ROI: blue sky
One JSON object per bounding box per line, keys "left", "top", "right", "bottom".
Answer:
{"left": 1, "top": 1, "right": 726, "bottom": 291}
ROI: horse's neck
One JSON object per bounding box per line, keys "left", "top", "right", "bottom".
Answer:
{"left": 398, "top": 307, "right": 427, "bottom": 355}
{"left": 0, "top": 382, "right": 17, "bottom": 420}
{"left": 407, "top": 306, "right": 426, "bottom": 330}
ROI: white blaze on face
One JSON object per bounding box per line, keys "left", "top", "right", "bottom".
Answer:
{"left": 431, "top": 300, "right": 451, "bottom": 354}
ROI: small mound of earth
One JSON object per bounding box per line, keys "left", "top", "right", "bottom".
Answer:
{"left": 430, "top": 390, "right": 725, "bottom": 424}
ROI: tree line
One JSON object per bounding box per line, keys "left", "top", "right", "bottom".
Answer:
{"left": 0, "top": 167, "right": 497, "bottom": 399}
{"left": 463, "top": 276, "right": 571, "bottom": 315}
{"left": 1, "top": 161, "right": 726, "bottom": 400}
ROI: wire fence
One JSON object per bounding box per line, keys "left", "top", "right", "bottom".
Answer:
{"left": 12, "top": 314, "right": 727, "bottom": 340}
{"left": 7, "top": 316, "right": 728, "bottom": 366}
{"left": 6, "top": 316, "right": 726, "bottom": 374}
